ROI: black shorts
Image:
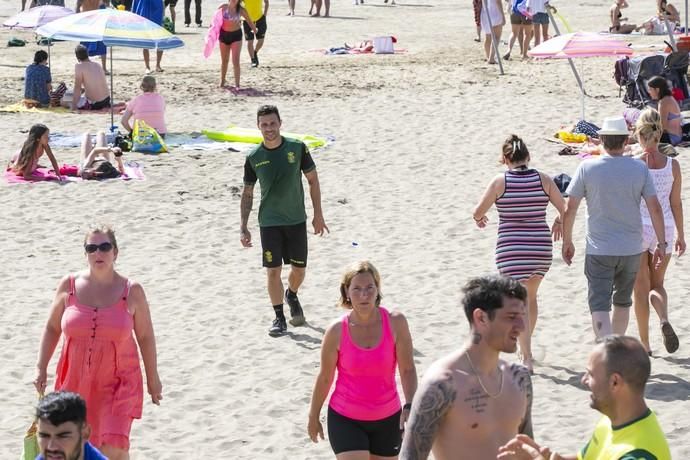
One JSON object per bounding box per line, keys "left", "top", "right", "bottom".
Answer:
{"left": 164, "top": 0, "right": 178, "bottom": 6}
{"left": 219, "top": 28, "right": 243, "bottom": 45}
{"left": 327, "top": 407, "right": 402, "bottom": 456}
{"left": 243, "top": 15, "right": 267, "bottom": 40}
{"left": 259, "top": 222, "right": 307, "bottom": 268}
{"left": 90, "top": 96, "right": 111, "bottom": 110}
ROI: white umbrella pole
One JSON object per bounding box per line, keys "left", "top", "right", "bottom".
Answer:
{"left": 665, "top": 17, "right": 677, "bottom": 50}
{"left": 110, "top": 46, "right": 114, "bottom": 132}
{"left": 482, "top": 0, "right": 505, "bottom": 76}
{"left": 547, "top": 5, "right": 586, "bottom": 96}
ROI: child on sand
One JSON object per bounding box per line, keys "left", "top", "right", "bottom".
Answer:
{"left": 8, "top": 124, "right": 62, "bottom": 181}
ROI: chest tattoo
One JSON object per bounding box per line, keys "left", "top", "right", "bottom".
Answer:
{"left": 464, "top": 388, "right": 489, "bottom": 414}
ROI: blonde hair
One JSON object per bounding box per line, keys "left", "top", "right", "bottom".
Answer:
{"left": 635, "top": 108, "right": 663, "bottom": 145}
{"left": 338, "top": 261, "right": 382, "bottom": 309}
{"left": 83, "top": 224, "right": 118, "bottom": 250}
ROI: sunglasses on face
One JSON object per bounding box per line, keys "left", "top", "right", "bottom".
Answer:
{"left": 84, "top": 242, "right": 114, "bottom": 253}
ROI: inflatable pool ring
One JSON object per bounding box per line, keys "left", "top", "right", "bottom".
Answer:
{"left": 202, "top": 125, "right": 327, "bottom": 149}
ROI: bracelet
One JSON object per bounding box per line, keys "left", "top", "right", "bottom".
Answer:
{"left": 657, "top": 242, "right": 668, "bottom": 248}
{"left": 403, "top": 403, "right": 412, "bottom": 410}
{"left": 473, "top": 216, "right": 483, "bottom": 222}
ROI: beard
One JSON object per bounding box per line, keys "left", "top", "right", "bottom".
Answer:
{"left": 44, "top": 433, "right": 83, "bottom": 460}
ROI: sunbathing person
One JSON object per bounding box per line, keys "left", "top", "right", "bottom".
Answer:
{"left": 610, "top": 0, "right": 639, "bottom": 33}
{"left": 8, "top": 124, "right": 62, "bottom": 181}
{"left": 121, "top": 76, "right": 167, "bottom": 137}
{"left": 647, "top": 75, "right": 690, "bottom": 145}
{"left": 80, "top": 132, "right": 125, "bottom": 179}
{"left": 72, "top": 44, "right": 110, "bottom": 111}
{"left": 658, "top": 0, "right": 680, "bottom": 24}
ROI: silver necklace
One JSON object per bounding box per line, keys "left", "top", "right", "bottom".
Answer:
{"left": 466, "top": 351, "right": 504, "bottom": 398}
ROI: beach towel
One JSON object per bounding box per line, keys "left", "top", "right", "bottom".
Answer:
{"left": 4, "top": 161, "right": 145, "bottom": 184}
{"left": 0, "top": 102, "right": 125, "bottom": 114}
{"left": 203, "top": 8, "right": 224, "bottom": 58}
{"left": 202, "top": 125, "right": 330, "bottom": 149}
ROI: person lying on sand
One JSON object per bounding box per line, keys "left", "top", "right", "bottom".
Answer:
{"left": 8, "top": 124, "right": 62, "bottom": 181}
{"left": 79, "top": 131, "right": 125, "bottom": 179}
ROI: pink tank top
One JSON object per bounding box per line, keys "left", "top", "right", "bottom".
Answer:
{"left": 329, "top": 307, "right": 401, "bottom": 421}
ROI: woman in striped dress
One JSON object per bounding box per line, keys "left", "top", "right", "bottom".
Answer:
{"left": 472, "top": 135, "right": 565, "bottom": 372}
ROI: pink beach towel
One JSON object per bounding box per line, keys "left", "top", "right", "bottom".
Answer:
{"left": 203, "top": 8, "right": 224, "bottom": 59}
{"left": 4, "top": 161, "right": 145, "bottom": 184}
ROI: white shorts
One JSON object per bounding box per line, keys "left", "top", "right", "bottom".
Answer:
{"left": 642, "top": 222, "right": 674, "bottom": 255}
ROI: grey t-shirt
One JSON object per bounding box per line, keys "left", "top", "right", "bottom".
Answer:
{"left": 566, "top": 155, "right": 656, "bottom": 256}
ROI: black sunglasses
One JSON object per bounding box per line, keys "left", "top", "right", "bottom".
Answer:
{"left": 84, "top": 242, "right": 114, "bottom": 253}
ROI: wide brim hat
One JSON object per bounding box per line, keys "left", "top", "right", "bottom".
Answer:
{"left": 597, "top": 116, "right": 629, "bottom": 136}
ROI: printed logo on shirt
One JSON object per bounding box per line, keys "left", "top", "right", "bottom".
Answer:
{"left": 255, "top": 160, "right": 270, "bottom": 168}
{"left": 287, "top": 151, "right": 296, "bottom": 164}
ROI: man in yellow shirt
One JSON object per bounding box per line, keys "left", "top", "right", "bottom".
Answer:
{"left": 497, "top": 335, "right": 671, "bottom": 460}
{"left": 243, "top": 0, "right": 269, "bottom": 67}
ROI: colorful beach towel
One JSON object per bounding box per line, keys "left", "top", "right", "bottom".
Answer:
{"left": 4, "top": 161, "right": 145, "bottom": 184}
{"left": 0, "top": 102, "right": 126, "bottom": 114}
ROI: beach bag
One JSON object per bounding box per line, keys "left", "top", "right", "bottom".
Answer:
{"left": 373, "top": 36, "right": 394, "bottom": 54}
{"left": 132, "top": 120, "right": 167, "bottom": 153}
{"left": 20, "top": 419, "right": 39, "bottom": 460}
{"left": 573, "top": 120, "right": 600, "bottom": 139}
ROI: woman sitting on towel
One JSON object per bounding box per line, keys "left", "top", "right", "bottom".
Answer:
{"left": 215, "top": 0, "right": 256, "bottom": 89}
{"left": 80, "top": 131, "right": 125, "bottom": 180}
{"left": 632, "top": 108, "right": 684, "bottom": 356}
{"left": 647, "top": 76, "right": 690, "bottom": 145}
{"left": 8, "top": 123, "right": 62, "bottom": 181}
{"left": 658, "top": 0, "right": 680, "bottom": 24}
{"left": 121, "top": 76, "right": 167, "bottom": 138}
{"left": 472, "top": 135, "right": 565, "bottom": 373}
{"left": 610, "top": 0, "right": 639, "bottom": 33}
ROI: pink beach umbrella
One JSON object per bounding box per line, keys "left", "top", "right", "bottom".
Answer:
{"left": 528, "top": 32, "right": 633, "bottom": 121}
{"left": 3, "top": 5, "right": 75, "bottom": 66}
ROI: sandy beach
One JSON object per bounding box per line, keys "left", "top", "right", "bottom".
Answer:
{"left": 1, "top": 0, "right": 689, "bottom": 458}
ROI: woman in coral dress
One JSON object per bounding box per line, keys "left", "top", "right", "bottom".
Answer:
{"left": 35, "top": 225, "right": 162, "bottom": 460}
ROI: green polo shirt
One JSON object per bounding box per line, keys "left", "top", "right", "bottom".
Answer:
{"left": 243, "top": 137, "right": 316, "bottom": 227}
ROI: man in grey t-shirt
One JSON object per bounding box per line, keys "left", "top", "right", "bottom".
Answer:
{"left": 562, "top": 116, "right": 666, "bottom": 339}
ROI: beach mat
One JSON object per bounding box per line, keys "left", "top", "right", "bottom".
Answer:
{"left": 48, "top": 132, "right": 254, "bottom": 152}
{"left": 202, "top": 125, "right": 329, "bottom": 149}
{"left": 0, "top": 102, "right": 126, "bottom": 114}
{"left": 4, "top": 161, "right": 145, "bottom": 184}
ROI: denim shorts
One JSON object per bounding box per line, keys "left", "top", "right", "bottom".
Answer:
{"left": 584, "top": 254, "right": 641, "bottom": 312}
{"left": 532, "top": 12, "right": 549, "bottom": 24}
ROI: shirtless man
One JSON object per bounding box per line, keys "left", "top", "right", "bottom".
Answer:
{"left": 72, "top": 45, "right": 110, "bottom": 110}
{"left": 400, "top": 275, "right": 533, "bottom": 460}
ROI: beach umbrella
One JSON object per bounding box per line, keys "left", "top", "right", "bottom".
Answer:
{"left": 3, "top": 5, "right": 75, "bottom": 66}
{"left": 528, "top": 32, "right": 633, "bottom": 121}
{"left": 36, "top": 8, "right": 184, "bottom": 129}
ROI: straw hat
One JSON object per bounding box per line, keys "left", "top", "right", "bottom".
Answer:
{"left": 597, "top": 116, "right": 629, "bottom": 136}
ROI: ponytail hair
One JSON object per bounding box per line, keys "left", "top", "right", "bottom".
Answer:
{"left": 501, "top": 134, "right": 530, "bottom": 164}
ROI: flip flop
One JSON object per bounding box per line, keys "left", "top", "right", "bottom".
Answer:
{"left": 661, "top": 322, "right": 679, "bottom": 354}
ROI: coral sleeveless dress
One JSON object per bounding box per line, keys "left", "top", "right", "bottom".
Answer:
{"left": 54, "top": 276, "right": 143, "bottom": 450}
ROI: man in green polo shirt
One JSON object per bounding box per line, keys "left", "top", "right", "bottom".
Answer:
{"left": 240, "top": 105, "right": 329, "bottom": 336}
{"left": 242, "top": 0, "right": 269, "bottom": 67}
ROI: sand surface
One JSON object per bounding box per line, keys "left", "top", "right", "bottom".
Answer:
{"left": 1, "top": 0, "right": 689, "bottom": 458}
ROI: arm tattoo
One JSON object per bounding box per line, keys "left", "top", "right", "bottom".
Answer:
{"left": 510, "top": 364, "right": 534, "bottom": 438}
{"left": 400, "top": 375, "right": 457, "bottom": 460}
{"left": 240, "top": 188, "right": 253, "bottom": 225}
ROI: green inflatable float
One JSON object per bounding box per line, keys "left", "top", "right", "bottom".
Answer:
{"left": 202, "top": 125, "right": 327, "bottom": 149}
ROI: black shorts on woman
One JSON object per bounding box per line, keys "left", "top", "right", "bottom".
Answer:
{"left": 219, "top": 28, "right": 243, "bottom": 45}
{"left": 327, "top": 407, "right": 402, "bottom": 456}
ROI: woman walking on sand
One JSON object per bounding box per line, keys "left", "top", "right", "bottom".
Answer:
{"left": 34, "top": 225, "right": 162, "bottom": 460}
{"left": 308, "top": 261, "right": 417, "bottom": 459}
{"left": 632, "top": 109, "right": 685, "bottom": 355}
{"left": 473, "top": 135, "right": 565, "bottom": 372}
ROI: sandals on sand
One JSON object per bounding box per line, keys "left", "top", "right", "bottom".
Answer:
{"left": 661, "top": 322, "right": 679, "bottom": 354}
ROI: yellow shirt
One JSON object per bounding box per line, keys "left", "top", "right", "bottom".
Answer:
{"left": 243, "top": 0, "right": 264, "bottom": 22}
{"left": 578, "top": 410, "right": 671, "bottom": 460}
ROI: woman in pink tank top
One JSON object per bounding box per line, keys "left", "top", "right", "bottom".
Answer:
{"left": 308, "top": 261, "right": 418, "bottom": 459}
{"left": 34, "top": 224, "right": 162, "bottom": 460}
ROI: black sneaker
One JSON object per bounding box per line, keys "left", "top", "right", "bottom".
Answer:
{"left": 268, "top": 316, "right": 287, "bottom": 336}
{"left": 285, "top": 289, "right": 305, "bottom": 326}
{"left": 252, "top": 52, "right": 259, "bottom": 67}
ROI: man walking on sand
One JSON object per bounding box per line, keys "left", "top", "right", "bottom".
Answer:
{"left": 240, "top": 105, "right": 329, "bottom": 337}
{"left": 400, "top": 275, "right": 533, "bottom": 460}
{"left": 242, "top": 0, "right": 269, "bottom": 66}
{"left": 497, "top": 335, "right": 671, "bottom": 460}
{"left": 562, "top": 116, "right": 666, "bottom": 339}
